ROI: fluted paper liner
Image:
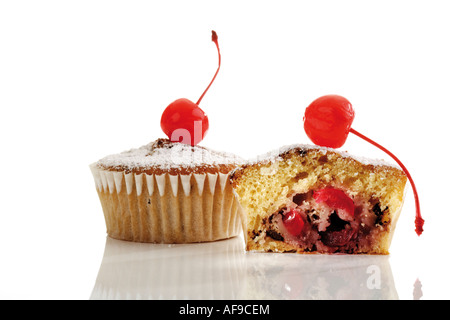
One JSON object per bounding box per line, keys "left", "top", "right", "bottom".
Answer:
{"left": 90, "top": 164, "right": 242, "bottom": 243}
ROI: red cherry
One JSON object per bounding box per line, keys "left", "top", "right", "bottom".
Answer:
{"left": 303, "top": 94, "right": 424, "bottom": 236}
{"left": 160, "top": 98, "right": 209, "bottom": 146}
{"left": 160, "top": 30, "right": 221, "bottom": 146}
{"left": 313, "top": 188, "right": 355, "bottom": 221}
{"left": 303, "top": 95, "right": 355, "bottom": 148}
{"left": 282, "top": 209, "right": 304, "bottom": 237}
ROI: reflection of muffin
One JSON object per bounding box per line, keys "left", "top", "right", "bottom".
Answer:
{"left": 244, "top": 254, "right": 398, "bottom": 300}
{"left": 90, "top": 138, "right": 243, "bottom": 243}
{"left": 90, "top": 236, "right": 246, "bottom": 299}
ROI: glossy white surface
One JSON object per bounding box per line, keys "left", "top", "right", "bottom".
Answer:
{"left": 90, "top": 236, "right": 399, "bottom": 300}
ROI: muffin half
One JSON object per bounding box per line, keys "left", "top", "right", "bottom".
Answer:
{"left": 230, "top": 144, "right": 407, "bottom": 254}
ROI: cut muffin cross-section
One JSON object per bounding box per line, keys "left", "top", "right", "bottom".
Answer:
{"left": 230, "top": 145, "right": 407, "bottom": 254}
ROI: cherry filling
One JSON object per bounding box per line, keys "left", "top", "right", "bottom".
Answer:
{"left": 313, "top": 188, "right": 355, "bottom": 221}
{"left": 319, "top": 212, "right": 356, "bottom": 247}
{"left": 274, "top": 187, "right": 373, "bottom": 252}
{"left": 282, "top": 209, "right": 305, "bottom": 237}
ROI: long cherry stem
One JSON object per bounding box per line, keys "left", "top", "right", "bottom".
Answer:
{"left": 349, "top": 128, "right": 424, "bottom": 236}
{"left": 196, "top": 30, "right": 221, "bottom": 106}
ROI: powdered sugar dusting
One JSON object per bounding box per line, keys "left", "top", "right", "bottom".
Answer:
{"left": 251, "top": 144, "right": 401, "bottom": 169}
{"left": 95, "top": 138, "right": 244, "bottom": 171}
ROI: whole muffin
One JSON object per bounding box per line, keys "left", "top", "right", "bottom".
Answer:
{"left": 90, "top": 138, "right": 243, "bottom": 243}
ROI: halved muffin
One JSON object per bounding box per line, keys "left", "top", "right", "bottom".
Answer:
{"left": 230, "top": 144, "right": 407, "bottom": 254}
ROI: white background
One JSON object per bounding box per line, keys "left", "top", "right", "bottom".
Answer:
{"left": 1, "top": 0, "right": 449, "bottom": 299}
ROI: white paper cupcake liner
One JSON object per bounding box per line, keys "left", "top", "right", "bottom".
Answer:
{"left": 90, "top": 164, "right": 242, "bottom": 243}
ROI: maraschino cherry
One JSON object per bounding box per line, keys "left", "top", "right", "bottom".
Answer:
{"left": 313, "top": 187, "right": 355, "bottom": 221}
{"left": 303, "top": 95, "right": 354, "bottom": 149}
{"left": 282, "top": 209, "right": 304, "bottom": 237}
{"left": 160, "top": 30, "right": 221, "bottom": 146}
{"left": 303, "top": 94, "right": 424, "bottom": 236}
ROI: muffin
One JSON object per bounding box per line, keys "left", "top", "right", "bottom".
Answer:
{"left": 230, "top": 144, "right": 407, "bottom": 254}
{"left": 90, "top": 138, "right": 243, "bottom": 243}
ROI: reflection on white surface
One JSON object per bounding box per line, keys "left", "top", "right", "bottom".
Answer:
{"left": 244, "top": 251, "right": 397, "bottom": 299}
{"left": 91, "top": 236, "right": 397, "bottom": 300}
{"left": 90, "top": 236, "right": 246, "bottom": 299}
{"left": 413, "top": 278, "right": 423, "bottom": 300}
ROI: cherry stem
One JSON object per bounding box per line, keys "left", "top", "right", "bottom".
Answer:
{"left": 196, "top": 30, "right": 221, "bottom": 106}
{"left": 349, "top": 128, "right": 424, "bottom": 236}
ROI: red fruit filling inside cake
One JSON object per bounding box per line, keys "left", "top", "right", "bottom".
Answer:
{"left": 271, "top": 187, "right": 389, "bottom": 253}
